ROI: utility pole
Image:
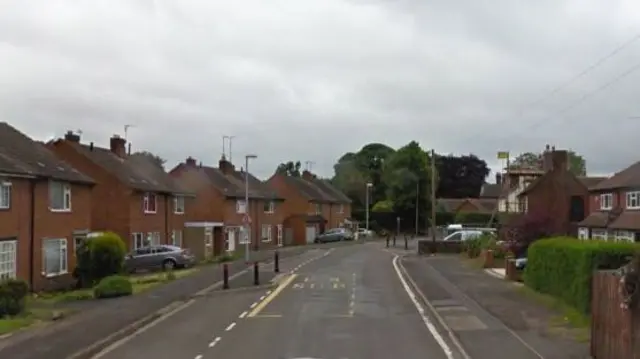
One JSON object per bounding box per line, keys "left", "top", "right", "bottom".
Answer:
{"left": 430, "top": 149, "right": 437, "bottom": 242}
{"left": 415, "top": 181, "right": 419, "bottom": 236}
{"left": 304, "top": 161, "right": 315, "bottom": 172}
{"left": 222, "top": 136, "right": 228, "bottom": 157}
{"left": 124, "top": 124, "right": 135, "bottom": 142}
{"left": 228, "top": 135, "right": 236, "bottom": 163}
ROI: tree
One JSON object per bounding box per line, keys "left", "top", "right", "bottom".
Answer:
{"left": 332, "top": 158, "right": 368, "bottom": 208}
{"left": 132, "top": 151, "right": 166, "bottom": 170}
{"left": 275, "top": 161, "right": 302, "bottom": 176}
{"left": 511, "top": 150, "right": 586, "bottom": 176}
{"left": 435, "top": 154, "right": 490, "bottom": 198}
{"left": 382, "top": 141, "right": 431, "bottom": 219}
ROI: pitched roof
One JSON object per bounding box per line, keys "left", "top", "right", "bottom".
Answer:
{"left": 280, "top": 175, "right": 338, "bottom": 203}
{"left": 65, "top": 142, "right": 186, "bottom": 194}
{"left": 0, "top": 123, "right": 93, "bottom": 184}
{"left": 589, "top": 161, "right": 640, "bottom": 191}
{"left": 479, "top": 183, "right": 501, "bottom": 198}
{"left": 436, "top": 198, "right": 466, "bottom": 212}
{"left": 183, "top": 164, "right": 283, "bottom": 200}
{"left": 306, "top": 178, "right": 351, "bottom": 203}
{"left": 577, "top": 176, "right": 607, "bottom": 188}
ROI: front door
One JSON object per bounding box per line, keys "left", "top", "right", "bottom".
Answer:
{"left": 305, "top": 225, "right": 317, "bottom": 244}
{"left": 277, "top": 225, "right": 283, "bottom": 247}
{"left": 204, "top": 227, "right": 214, "bottom": 257}
{"left": 227, "top": 228, "right": 236, "bottom": 252}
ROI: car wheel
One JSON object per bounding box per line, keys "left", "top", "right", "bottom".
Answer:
{"left": 162, "top": 259, "right": 176, "bottom": 271}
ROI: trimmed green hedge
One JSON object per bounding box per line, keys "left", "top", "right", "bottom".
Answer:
{"left": 93, "top": 275, "right": 133, "bottom": 299}
{"left": 524, "top": 237, "right": 639, "bottom": 314}
{"left": 0, "top": 279, "right": 29, "bottom": 317}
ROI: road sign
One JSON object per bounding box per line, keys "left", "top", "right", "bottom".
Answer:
{"left": 497, "top": 151, "right": 509, "bottom": 159}
{"left": 243, "top": 214, "right": 252, "bottom": 224}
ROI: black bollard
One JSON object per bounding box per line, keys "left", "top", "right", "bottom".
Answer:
{"left": 274, "top": 250, "right": 280, "bottom": 273}
{"left": 386, "top": 236, "right": 389, "bottom": 248}
{"left": 404, "top": 235, "right": 408, "bottom": 250}
{"left": 393, "top": 236, "right": 396, "bottom": 247}
{"left": 253, "top": 261, "right": 260, "bottom": 285}
{"left": 222, "top": 263, "right": 229, "bottom": 290}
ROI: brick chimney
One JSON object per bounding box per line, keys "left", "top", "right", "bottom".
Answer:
{"left": 542, "top": 144, "right": 553, "bottom": 172}
{"left": 109, "top": 134, "right": 126, "bottom": 158}
{"left": 218, "top": 154, "right": 235, "bottom": 175}
{"left": 302, "top": 170, "right": 314, "bottom": 181}
{"left": 185, "top": 156, "right": 197, "bottom": 167}
{"left": 551, "top": 149, "right": 569, "bottom": 172}
{"left": 64, "top": 130, "right": 80, "bottom": 143}
{"left": 495, "top": 172, "right": 502, "bottom": 184}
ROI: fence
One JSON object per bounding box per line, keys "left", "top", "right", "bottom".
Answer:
{"left": 590, "top": 270, "right": 640, "bottom": 359}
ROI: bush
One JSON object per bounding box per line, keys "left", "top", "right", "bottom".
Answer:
{"left": 93, "top": 275, "right": 133, "bottom": 299}
{"left": 74, "top": 232, "right": 127, "bottom": 287}
{"left": 524, "top": 237, "right": 639, "bottom": 314}
{"left": 463, "top": 233, "right": 494, "bottom": 258}
{"left": 500, "top": 212, "right": 554, "bottom": 257}
{"left": 0, "top": 279, "right": 29, "bottom": 317}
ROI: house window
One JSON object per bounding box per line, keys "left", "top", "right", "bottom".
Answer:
{"left": 147, "top": 232, "right": 161, "bottom": 246}
{"left": 315, "top": 203, "right": 322, "bottom": 214}
{"left": 600, "top": 193, "right": 613, "bottom": 210}
{"left": 592, "top": 229, "right": 608, "bottom": 241}
{"left": 263, "top": 201, "right": 275, "bottom": 213}
{"left": 262, "top": 224, "right": 272, "bottom": 242}
{"left": 132, "top": 233, "right": 145, "bottom": 250}
{"left": 615, "top": 230, "right": 635, "bottom": 243}
{"left": 626, "top": 191, "right": 640, "bottom": 209}
{"left": 338, "top": 204, "right": 344, "bottom": 214}
{"left": 577, "top": 227, "right": 589, "bottom": 240}
{"left": 171, "top": 230, "right": 183, "bottom": 247}
{"left": 0, "top": 240, "right": 17, "bottom": 280}
{"left": 173, "top": 196, "right": 185, "bottom": 214}
{"left": 0, "top": 181, "right": 11, "bottom": 209}
{"left": 143, "top": 193, "right": 157, "bottom": 213}
{"left": 42, "top": 238, "right": 68, "bottom": 276}
{"left": 236, "top": 200, "right": 247, "bottom": 214}
{"left": 49, "top": 181, "right": 71, "bottom": 211}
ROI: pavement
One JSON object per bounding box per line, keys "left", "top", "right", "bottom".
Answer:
{"left": 0, "top": 244, "right": 347, "bottom": 359}
{"left": 90, "top": 242, "right": 457, "bottom": 359}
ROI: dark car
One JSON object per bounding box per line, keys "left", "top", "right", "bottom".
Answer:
{"left": 314, "top": 228, "right": 353, "bottom": 243}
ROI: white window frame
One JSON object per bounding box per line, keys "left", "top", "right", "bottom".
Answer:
{"left": 147, "top": 232, "right": 161, "bottom": 246}
{"left": 614, "top": 230, "right": 635, "bottom": 243}
{"left": 49, "top": 181, "right": 71, "bottom": 212}
{"left": 173, "top": 196, "right": 185, "bottom": 214}
{"left": 600, "top": 193, "right": 613, "bottom": 210}
{"left": 236, "top": 199, "right": 247, "bottom": 214}
{"left": 577, "top": 227, "right": 589, "bottom": 240}
{"left": 261, "top": 224, "right": 272, "bottom": 242}
{"left": 143, "top": 193, "right": 157, "bottom": 214}
{"left": 132, "top": 232, "right": 145, "bottom": 250}
{"left": 591, "top": 229, "right": 608, "bottom": 241}
{"left": 626, "top": 191, "right": 640, "bottom": 209}
{"left": 42, "top": 238, "right": 68, "bottom": 277}
{"left": 0, "top": 181, "right": 11, "bottom": 209}
{"left": 171, "top": 230, "right": 183, "bottom": 247}
{"left": 73, "top": 235, "right": 87, "bottom": 256}
{"left": 0, "top": 240, "right": 17, "bottom": 280}
{"left": 264, "top": 201, "right": 275, "bottom": 214}
{"left": 338, "top": 204, "right": 344, "bottom": 214}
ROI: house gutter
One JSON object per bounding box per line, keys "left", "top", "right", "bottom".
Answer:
{"left": 28, "top": 179, "right": 36, "bottom": 291}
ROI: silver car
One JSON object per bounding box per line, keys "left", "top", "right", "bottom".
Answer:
{"left": 124, "top": 245, "right": 196, "bottom": 272}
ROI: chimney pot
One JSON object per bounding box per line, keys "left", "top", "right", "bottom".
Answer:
{"left": 109, "top": 135, "right": 127, "bottom": 158}
{"left": 64, "top": 130, "right": 80, "bottom": 143}
{"left": 186, "top": 156, "right": 197, "bottom": 166}
{"left": 302, "top": 170, "right": 314, "bottom": 181}
{"left": 219, "top": 156, "right": 235, "bottom": 175}
{"left": 495, "top": 172, "right": 502, "bottom": 184}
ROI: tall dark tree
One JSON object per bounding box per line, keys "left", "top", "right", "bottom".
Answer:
{"left": 332, "top": 157, "right": 367, "bottom": 208}
{"left": 275, "top": 161, "right": 302, "bottom": 176}
{"left": 435, "top": 154, "right": 490, "bottom": 198}
{"left": 383, "top": 141, "right": 431, "bottom": 218}
{"left": 133, "top": 151, "right": 166, "bottom": 170}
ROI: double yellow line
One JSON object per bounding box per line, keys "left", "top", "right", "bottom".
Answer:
{"left": 247, "top": 274, "right": 298, "bottom": 317}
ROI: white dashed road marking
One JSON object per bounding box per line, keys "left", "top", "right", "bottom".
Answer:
{"left": 239, "top": 311, "right": 248, "bottom": 318}
{"left": 225, "top": 322, "right": 236, "bottom": 331}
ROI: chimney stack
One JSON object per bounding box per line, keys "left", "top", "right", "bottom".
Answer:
{"left": 109, "top": 134, "right": 127, "bottom": 158}
{"left": 218, "top": 154, "right": 235, "bottom": 175}
{"left": 542, "top": 144, "right": 553, "bottom": 172}
{"left": 551, "top": 150, "right": 569, "bottom": 172}
{"left": 185, "top": 156, "right": 197, "bottom": 167}
{"left": 64, "top": 130, "right": 80, "bottom": 143}
{"left": 302, "top": 170, "right": 314, "bottom": 181}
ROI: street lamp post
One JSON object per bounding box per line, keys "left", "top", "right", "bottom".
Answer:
{"left": 244, "top": 154, "right": 257, "bottom": 263}
{"left": 365, "top": 182, "right": 373, "bottom": 231}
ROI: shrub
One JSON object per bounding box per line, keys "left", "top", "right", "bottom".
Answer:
{"left": 524, "top": 237, "right": 639, "bottom": 314}
{"left": 0, "top": 279, "right": 29, "bottom": 317}
{"left": 74, "top": 232, "right": 127, "bottom": 287}
{"left": 93, "top": 275, "right": 133, "bottom": 299}
{"left": 463, "top": 233, "right": 493, "bottom": 258}
{"left": 501, "top": 212, "right": 554, "bottom": 257}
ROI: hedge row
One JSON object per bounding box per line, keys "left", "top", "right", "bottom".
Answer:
{"left": 524, "top": 237, "right": 639, "bottom": 314}
{"left": 0, "top": 279, "right": 29, "bottom": 317}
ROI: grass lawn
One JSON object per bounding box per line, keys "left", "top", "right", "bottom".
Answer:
{"left": 0, "top": 307, "right": 69, "bottom": 336}
{"left": 33, "top": 267, "right": 199, "bottom": 304}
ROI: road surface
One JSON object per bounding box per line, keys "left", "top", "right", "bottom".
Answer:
{"left": 92, "top": 244, "right": 453, "bottom": 359}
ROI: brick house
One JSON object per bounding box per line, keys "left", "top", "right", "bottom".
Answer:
{"left": 48, "top": 132, "right": 191, "bottom": 251}
{"left": 170, "top": 155, "right": 285, "bottom": 256}
{"left": 518, "top": 148, "right": 606, "bottom": 236}
{"left": 267, "top": 170, "right": 352, "bottom": 245}
{"left": 0, "top": 123, "right": 94, "bottom": 291}
{"left": 578, "top": 160, "right": 640, "bottom": 242}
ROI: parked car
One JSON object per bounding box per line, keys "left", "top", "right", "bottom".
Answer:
{"left": 124, "top": 245, "right": 196, "bottom": 273}
{"left": 442, "top": 230, "right": 485, "bottom": 242}
{"left": 315, "top": 228, "right": 352, "bottom": 243}
{"left": 357, "top": 228, "right": 374, "bottom": 238}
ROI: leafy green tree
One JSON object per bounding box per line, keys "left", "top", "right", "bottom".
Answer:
{"left": 132, "top": 151, "right": 166, "bottom": 169}
{"left": 332, "top": 158, "right": 368, "bottom": 208}
{"left": 383, "top": 141, "right": 431, "bottom": 218}
{"left": 511, "top": 150, "right": 586, "bottom": 176}
{"left": 372, "top": 200, "right": 394, "bottom": 212}
{"left": 275, "top": 161, "right": 302, "bottom": 176}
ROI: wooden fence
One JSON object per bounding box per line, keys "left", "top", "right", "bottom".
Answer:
{"left": 590, "top": 270, "right": 640, "bottom": 359}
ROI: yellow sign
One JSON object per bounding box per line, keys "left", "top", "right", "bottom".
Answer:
{"left": 497, "top": 151, "right": 509, "bottom": 160}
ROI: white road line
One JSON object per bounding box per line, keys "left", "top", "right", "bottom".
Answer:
{"left": 259, "top": 295, "right": 266, "bottom": 300}
{"left": 239, "top": 311, "right": 248, "bottom": 318}
{"left": 209, "top": 337, "right": 221, "bottom": 347}
{"left": 266, "top": 290, "right": 272, "bottom": 294}
{"left": 225, "top": 322, "right": 236, "bottom": 331}
{"left": 195, "top": 355, "right": 203, "bottom": 359}
{"left": 250, "top": 302, "right": 258, "bottom": 308}
{"left": 392, "top": 255, "right": 454, "bottom": 359}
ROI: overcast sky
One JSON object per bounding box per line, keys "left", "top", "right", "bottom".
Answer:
{"left": 1, "top": 1, "right": 640, "bottom": 180}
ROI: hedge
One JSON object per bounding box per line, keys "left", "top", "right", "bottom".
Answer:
{"left": 524, "top": 237, "right": 639, "bottom": 314}
{"left": 93, "top": 275, "right": 133, "bottom": 299}
{"left": 0, "top": 279, "right": 29, "bottom": 317}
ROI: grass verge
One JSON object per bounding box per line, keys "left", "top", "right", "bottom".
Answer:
{"left": 0, "top": 307, "right": 71, "bottom": 336}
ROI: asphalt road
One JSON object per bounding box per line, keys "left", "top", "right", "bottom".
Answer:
{"left": 93, "top": 244, "right": 452, "bottom": 359}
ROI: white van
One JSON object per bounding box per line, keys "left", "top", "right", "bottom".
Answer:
{"left": 443, "top": 230, "right": 484, "bottom": 242}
